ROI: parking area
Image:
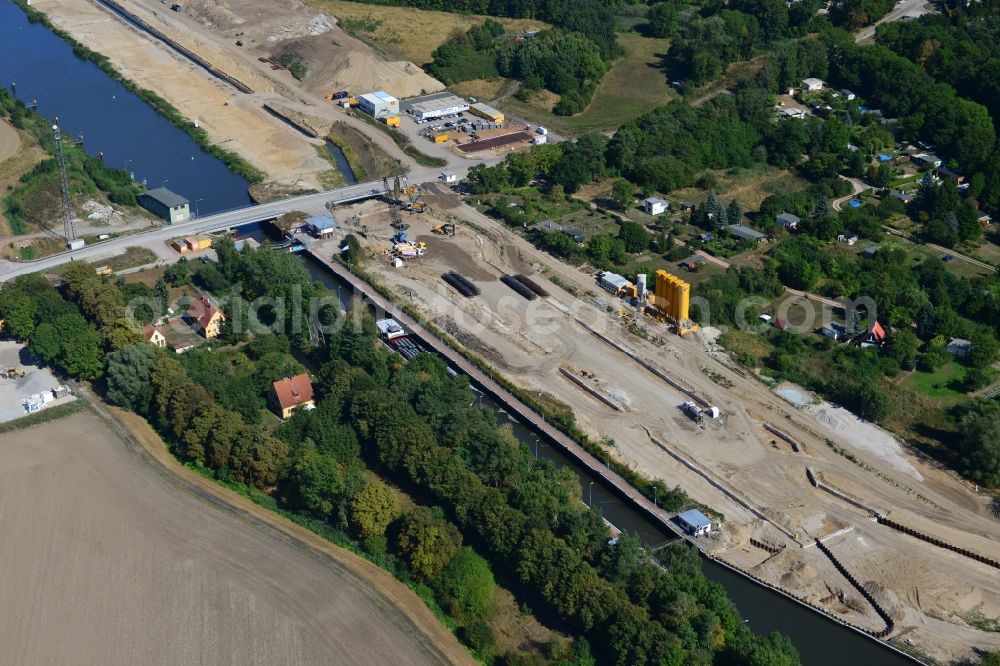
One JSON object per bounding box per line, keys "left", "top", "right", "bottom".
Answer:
{"left": 0, "top": 340, "right": 75, "bottom": 424}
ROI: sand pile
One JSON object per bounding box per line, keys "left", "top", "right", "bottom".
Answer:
{"left": 810, "top": 402, "right": 923, "bottom": 480}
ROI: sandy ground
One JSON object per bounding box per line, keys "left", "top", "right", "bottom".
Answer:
{"left": 0, "top": 119, "right": 20, "bottom": 163}
{"left": 34, "top": 0, "right": 337, "bottom": 189}
{"left": 317, "top": 188, "right": 1000, "bottom": 664}
{"left": 0, "top": 404, "right": 471, "bottom": 666}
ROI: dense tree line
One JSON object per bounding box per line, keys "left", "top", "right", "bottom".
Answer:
{"left": 0, "top": 254, "right": 803, "bottom": 665}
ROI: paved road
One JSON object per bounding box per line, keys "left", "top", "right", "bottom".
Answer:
{"left": 832, "top": 176, "right": 867, "bottom": 212}
{"left": 855, "top": 0, "right": 932, "bottom": 42}
{"left": 0, "top": 179, "right": 396, "bottom": 281}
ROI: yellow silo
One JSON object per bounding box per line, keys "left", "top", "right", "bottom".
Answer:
{"left": 674, "top": 280, "right": 690, "bottom": 321}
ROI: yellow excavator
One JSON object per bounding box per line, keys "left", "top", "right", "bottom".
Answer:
{"left": 3, "top": 368, "right": 25, "bottom": 379}
{"left": 432, "top": 223, "right": 455, "bottom": 236}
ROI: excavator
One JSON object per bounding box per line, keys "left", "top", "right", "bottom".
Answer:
{"left": 432, "top": 223, "right": 455, "bottom": 236}
{"left": 2, "top": 368, "right": 25, "bottom": 379}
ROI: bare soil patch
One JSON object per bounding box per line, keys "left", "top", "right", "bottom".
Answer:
{"left": 0, "top": 406, "right": 472, "bottom": 666}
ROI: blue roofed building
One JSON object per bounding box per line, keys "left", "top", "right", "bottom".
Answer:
{"left": 677, "top": 509, "right": 713, "bottom": 536}
{"left": 306, "top": 215, "right": 337, "bottom": 238}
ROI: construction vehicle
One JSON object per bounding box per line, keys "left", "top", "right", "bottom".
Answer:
{"left": 385, "top": 116, "right": 400, "bottom": 128}
{"left": 3, "top": 368, "right": 25, "bottom": 379}
{"left": 393, "top": 241, "right": 427, "bottom": 258}
{"left": 433, "top": 133, "right": 449, "bottom": 143}
{"left": 95, "top": 265, "right": 112, "bottom": 276}
{"left": 432, "top": 223, "right": 455, "bottom": 236}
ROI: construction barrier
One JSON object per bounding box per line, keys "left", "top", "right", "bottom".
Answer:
{"left": 877, "top": 516, "right": 1000, "bottom": 570}
{"left": 558, "top": 368, "right": 621, "bottom": 412}
{"left": 763, "top": 423, "right": 803, "bottom": 452}
{"left": 749, "top": 537, "right": 785, "bottom": 554}
{"left": 815, "top": 539, "right": 895, "bottom": 638}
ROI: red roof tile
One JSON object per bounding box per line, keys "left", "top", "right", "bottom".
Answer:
{"left": 272, "top": 374, "right": 314, "bottom": 410}
{"left": 186, "top": 297, "right": 221, "bottom": 331}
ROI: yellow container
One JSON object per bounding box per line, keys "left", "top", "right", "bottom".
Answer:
{"left": 385, "top": 116, "right": 400, "bottom": 128}
{"left": 434, "top": 133, "right": 449, "bottom": 143}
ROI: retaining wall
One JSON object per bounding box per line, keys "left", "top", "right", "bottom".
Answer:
{"left": 877, "top": 516, "right": 1000, "bottom": 570}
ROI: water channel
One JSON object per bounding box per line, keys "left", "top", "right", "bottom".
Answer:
{"left": 5, "top": 0, "right": 918, "bottom": 661}
{"left": 0, "top": 1, "right": 250, "bottom": 215}
{"left": 299, "top": 255, "right": 919, "bottom": 666}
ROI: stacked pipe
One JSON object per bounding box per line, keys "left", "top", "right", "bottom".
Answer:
{"left": 815, "top": 540, "right": 895, "bottom": 637}
{"left": 442, "top": 272, "right": 480, "bottom": 297}
{"left": 501, "top": 275, "right": 537, "bottom": 301}
{"left": 877, "top": 516, "right": 1000, "bottom": 570}
{"left": 514, "top": 274, "right": 549, "bottom": 298}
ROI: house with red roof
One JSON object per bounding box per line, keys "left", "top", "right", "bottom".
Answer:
{"left": 271, "top": 374, "right": 315, "bottom": 419}
{"left": 856, "top": 320, "right": 887, "bottom": 349}
{"left": 143, "top": 323, "right": 167, "bottom": 349}
{"left": 185, "top": 296, "right": 225, "bottom": 340}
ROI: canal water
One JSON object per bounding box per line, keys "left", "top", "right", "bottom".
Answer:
{"left": 302, "top": 253, "right": 918, "bottom": 666}
{"left": 325, "top": 142, "right": 358, "bottom": 185}
{"left": 0, "top": 1, "right": 250, "bottom": 214}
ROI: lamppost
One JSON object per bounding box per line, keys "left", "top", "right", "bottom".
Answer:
{"left": 194, "top": 198, "right": 204, "bottom": 219}
{"left": 588, "top": 481, "right": 594, "bottom": 507}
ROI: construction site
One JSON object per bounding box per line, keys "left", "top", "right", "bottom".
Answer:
{"left": 313, "top": 185, "right": 1000, "bottom": 665}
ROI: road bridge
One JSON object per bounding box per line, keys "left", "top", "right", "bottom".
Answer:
{"left": 0, "top": 179, "right": 393, "bottom": 281}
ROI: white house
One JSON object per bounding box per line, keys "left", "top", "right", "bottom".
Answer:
{"left": 644, "top": 197, "right": 668, "bottom": 216}
{"left": 801, "top": 78, "right": 826, "bottom": 92}
{"left": 440, "top": 172, "right": 458, "bottom": 184}
{"left": 776, "top": 212, "right": 799, "bottom": 230}
{"left": 840, "top": 89, "right": 856, "bottom": 101}
{"left": 677, "top": 509, "right": 712, "bottom": 537}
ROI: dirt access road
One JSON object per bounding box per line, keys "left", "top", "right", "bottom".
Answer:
{"left": 325, "top": 189, "right": 1000, "bottom": 664}
{"left": 0, "top": 119, "right": 20, "bottom": 163}
{"left": 0, "top": 405, "right": 472, "bottom": 666}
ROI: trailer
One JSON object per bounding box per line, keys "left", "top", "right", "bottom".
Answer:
{"left": 682, "top": 401, "right": 703, "bottom": 421}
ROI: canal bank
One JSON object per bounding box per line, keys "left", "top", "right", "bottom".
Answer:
{"left": 298, "top": 249, "right": 921, "bottom": 666}
{"left": 1, "top": 0, "right": 251, "bottom": 215}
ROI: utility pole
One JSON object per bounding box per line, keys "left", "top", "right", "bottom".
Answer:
{"left": 52, "top": 120, "right": 76, "bottom": 243}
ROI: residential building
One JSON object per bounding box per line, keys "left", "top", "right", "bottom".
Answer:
{"left": 439, "top": 172, "right": 458, "bottom": 184}
{"left": 679, "top": 255, "right": 705, "bottom": 271}
{"left": 186, "top": 296, "right": 225, "bottom": 340}
{"left": 857, "top": 320, "right": 887, "bottom": 348}
{"left": 946, "top": 338, "right": 972, "bottom": 360}
{"left": 305, "top": 215, "right": 337, "bottom": 238}
{"left": 890, "top": 191, "right": 914, "bottom": 205}
{"left": 271, "top": 374, "right": 315, "bottom": 419}
{"left": 840, "top": 89, "right": 856, "bottom": 101}
{"left": 726, "top": 223, "right": 766, "bottom": 243}
{"left": 779, "top": 107, "right": 806, "bottom": 120}
{"left": 861, "top": 246, "right": 879, "bottom": 259}
{"left": 531, "top": 219, "right": 583, "bottom": 243}
{"left": 143, "top": 324, "right": 166, "bottom": 348}
{"left": 935, "top": 165, "right": 965, "bottom": 184}
{"left": 978, "top": 212, "right": 993, "bottom": 227}
{"left": 912, "top": 153, "right": 943, "bottom": 168}
{"left": 358, "top": 91, "right": 399, "bottom": 119}
{"left": 776, "top": 212, "right": 800, "bottom": 230}
{"left": 801, "top": 77, "right": 825, "bottom": 91}
{"left": 644, "top": 197, "right": 668, "bottom": 216}
{"left": 837, "top": 233, "right": 859, "bottom": 246}
{"left": 138, "top": 187, "right": 190, "bottom": 224}
{"left": 819, "top": 323, "right": 847, "bottom": 341}
{"left": 677, "top": 509, "right": 712, "bottom": 536}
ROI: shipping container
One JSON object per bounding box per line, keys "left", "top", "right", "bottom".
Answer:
{"left": 385, "top": 116, "right": 400, "bottom": 128}
{"left": 434, "top": 134, "right": 449, "bottom": 143}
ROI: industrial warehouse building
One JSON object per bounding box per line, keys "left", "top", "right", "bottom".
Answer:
{"left": 358, "top": 91, "right": 399, "bottom": 118}
{"left": 597, "top": 271, "right": 634, "bottom": 297}
{"left": 409, "top": 94, "right": 469, "bottom": 120}
{"left": 138, "top": 187, "right": 190, "bottom": 224}
{"left": 468, "top": 102, "right": 504, "bottom": 123}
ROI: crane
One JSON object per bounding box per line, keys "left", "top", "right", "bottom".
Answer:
{"left": 52, "top": 119, "right": 77, "bottom": 243}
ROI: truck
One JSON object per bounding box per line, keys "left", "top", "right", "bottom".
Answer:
{"left": 535, "top": 126, "right": 548, "bottom": 136}
{"left": 384, "top": 116, "right": 400, "bottom": 128}
{"left": 332, "top": 91, "right": 350, "bottom": 100}
{"left": 532, "top": 135, "right": 547, "bottom": 145}
{"left": 682, "top": 401, "right": 703, "bottom": 421}
{"left": 393, "top": 241, "right": 427, "bottom": 258}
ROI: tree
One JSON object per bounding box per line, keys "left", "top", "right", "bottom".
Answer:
{"left": 228, "top": 428, "right": 289, "bottom": 488}
{"left": 434, "top": 547, "right": 496, "bottom": 622}
{"left": 611, "top": 179, "right": 633, "bottom": 210}
{"left": 350, "top": 479, "right": 400, "bottom": 538}
{"left": 887, "top": 329, "right": 919, "bottom": 371}
{"left": 283, "top": 447, "right": 344, "bottom": 519}
{"left": 727, "top": 199, "right": 743, "bottom": 225}
{"left": 969, "top": 332, "right": 999, "bottom": 370}
{"left": 396, "top": 506, "right": 462, "bottom": 581}
{"left": 958, "top": 403, "right": 1000, "bottom": 487}
{"left": 105, "top": 343, "right": 159, "bottom": 412}
{"left": 706, "top": 192, "right": 728, "bottom": 231}
{"left": 618, "top": 221, "right": 650, "bottom": 253}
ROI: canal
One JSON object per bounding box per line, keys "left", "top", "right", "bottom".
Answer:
{"left": 302, "top": 253, "right": 918, "bottom": 666}
{"left": 6, "top": 0, "right": 918, "bottom": 658}
{"left": 0, "top": 1, "right": 250, "bottom": 215}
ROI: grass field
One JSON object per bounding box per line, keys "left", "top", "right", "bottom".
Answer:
{"left": 902, "top": 362, "right": 968, "bottom": 398}
{"left": 673, "top": 166, "right": 810, "bottom": 214}
{"left": 498, "top": 32, "right": 675, "bottom": 135}
{"left": 311, "top": 0, "right": 548, "bottom": 65}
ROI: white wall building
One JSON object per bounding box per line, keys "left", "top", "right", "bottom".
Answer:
{"left": 358, "top": 91, "right": 399, "bottom": 118}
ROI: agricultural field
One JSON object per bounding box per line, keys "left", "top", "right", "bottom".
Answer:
{"left": 0, "top": 409, "right": 467, "bottom": 665}
{"left": 312, "top": 0, "right": 548, "bottom": 65}
{"left": 498, "top": 32, "right": 675, "bottom": 135}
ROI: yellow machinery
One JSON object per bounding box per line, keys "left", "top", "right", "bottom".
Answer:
{"left": 3, "top": 368, "right": 25, "bottom": 379}
{"left": 433, "top": 133, "right": 449, "bottom": 143}
{"left": 95, "top": 265, "right": 112, "bottom": 276}
{"left": 432, "top": 223, "right": 455, "bottom": 236}
{"left": 385, "top": 116, "right": 400, "bottom": 128}
{"left": 653, "top": 270, "right": 691, "bottom": 323}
